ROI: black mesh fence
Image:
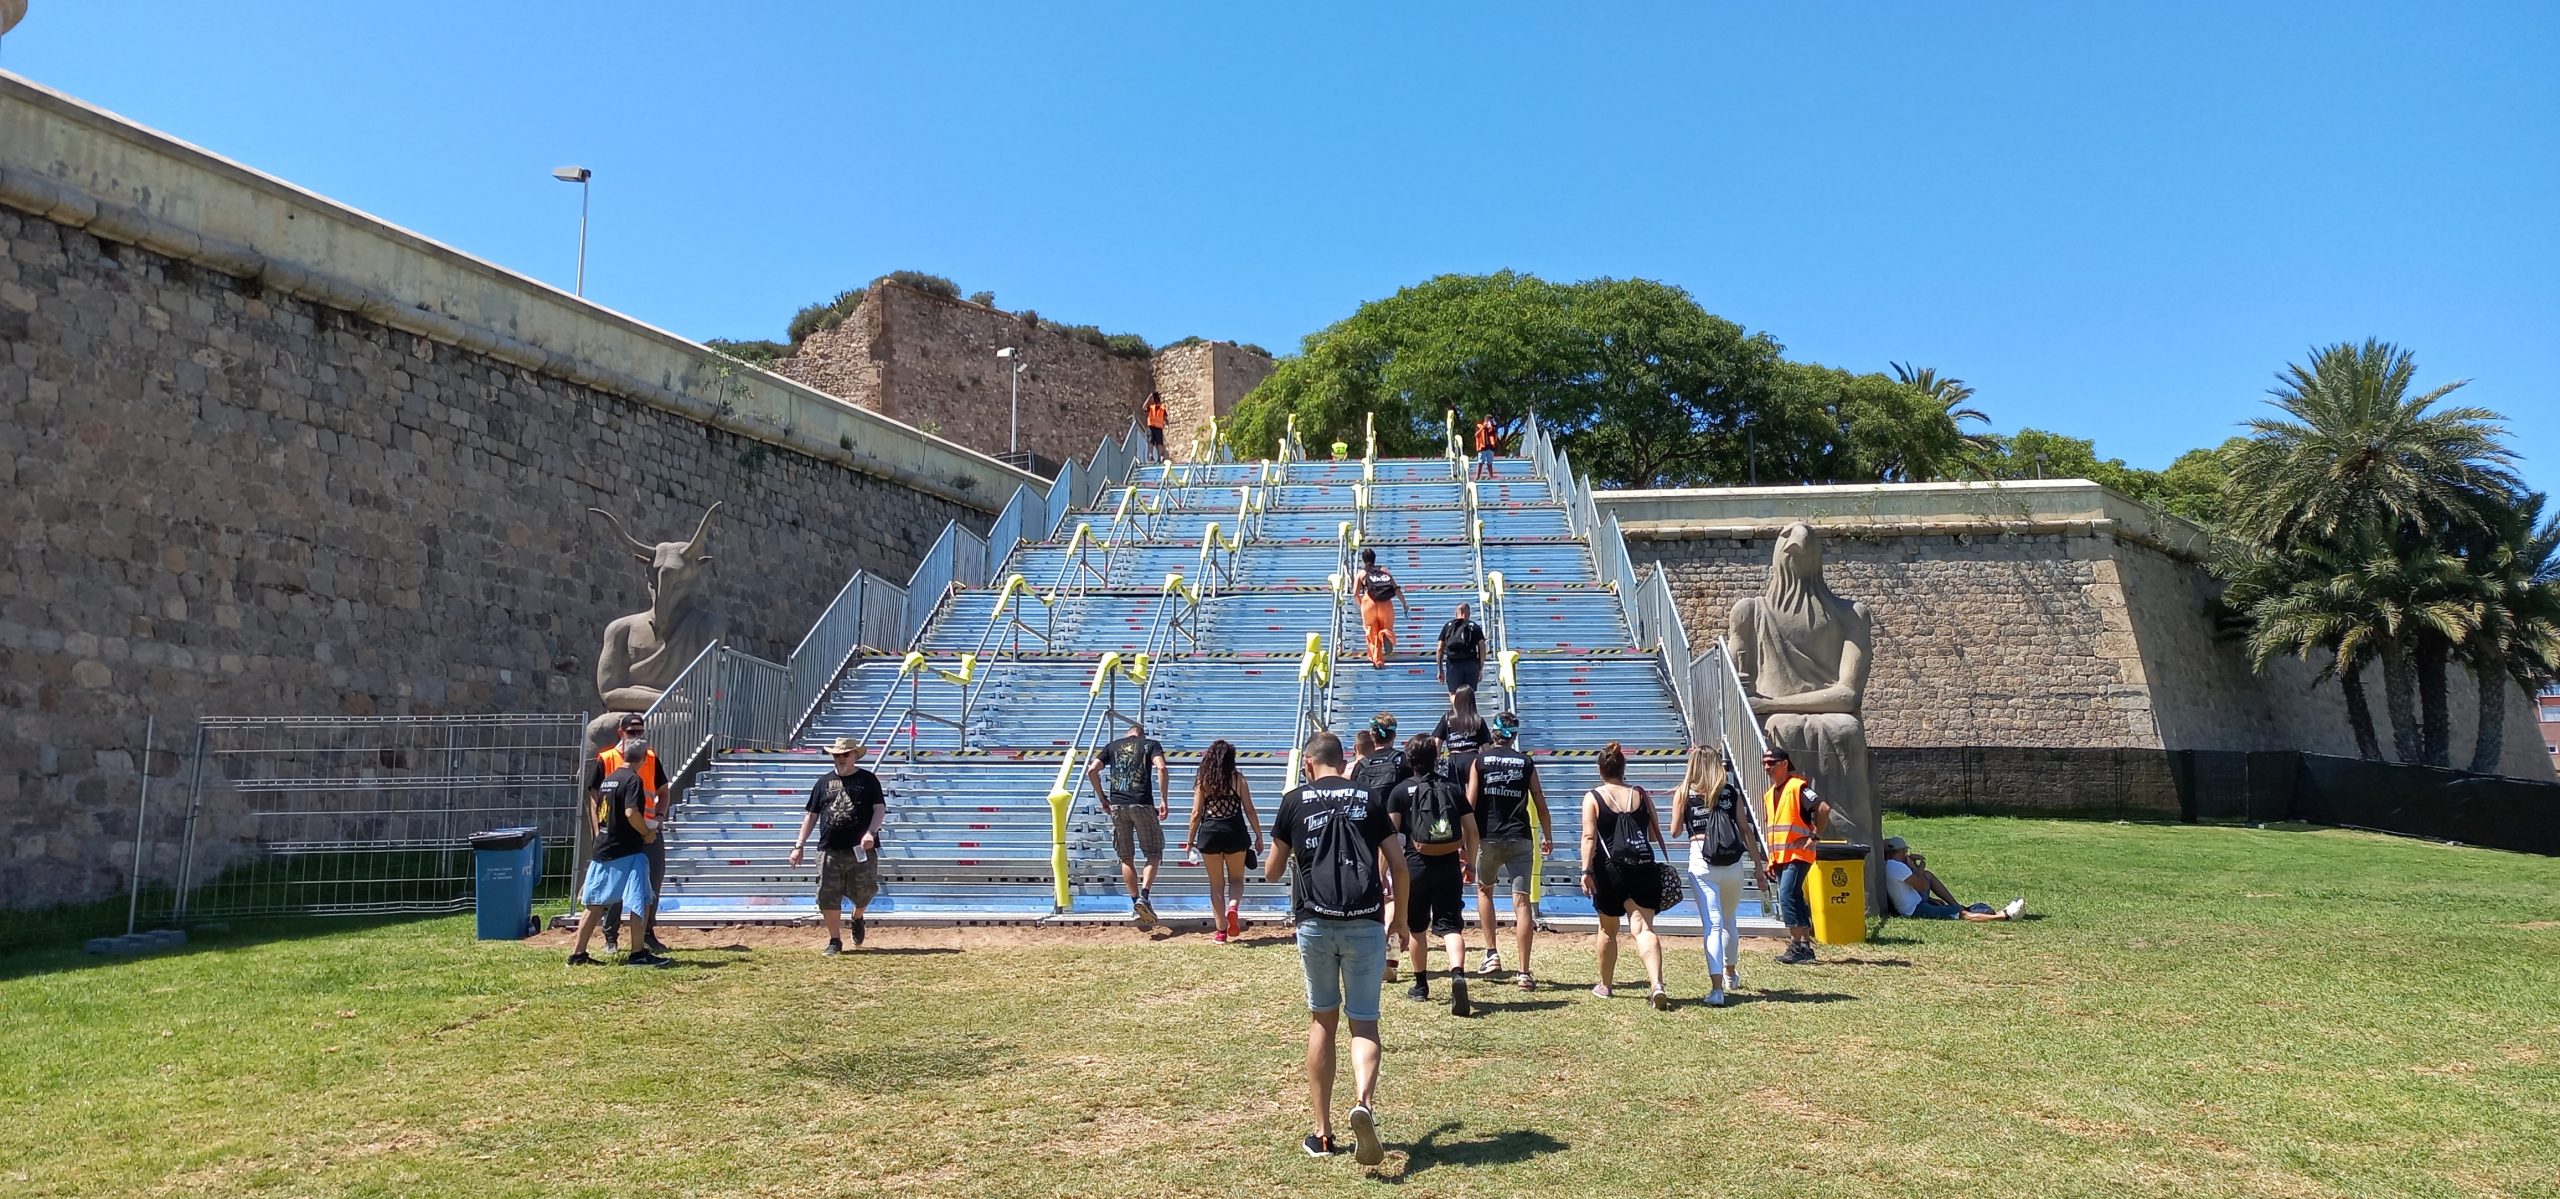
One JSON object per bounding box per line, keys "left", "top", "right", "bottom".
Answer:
{"left": 2173, "top": 749, "right": 2560, "bottom": 855}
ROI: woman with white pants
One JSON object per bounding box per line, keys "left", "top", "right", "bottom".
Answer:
{"left": 1670, "top": 748, "right": 1766, "bottom": 1007}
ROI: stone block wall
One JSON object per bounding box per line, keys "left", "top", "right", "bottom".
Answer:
{"left": 0, "top": 206, "right": 985, "bottom": 909}
{"left": 777, "top": 284, "right": 1157, "bottom": 465}
{"left": 1152, "top": 340, "right": 1276, "bottom": 460}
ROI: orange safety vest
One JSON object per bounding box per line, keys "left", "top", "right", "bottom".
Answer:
{"left": 1475, "top": 422, "right": 1495, "bottom": 452}
{"left": 1145, "top": 401, "right": 1167, "bottom": 429}
{"left": 598, "top": 744, "right": 665, "bottom": 823}
{"left": 1762, "top": 776, "right": 1816, "bottom": 866}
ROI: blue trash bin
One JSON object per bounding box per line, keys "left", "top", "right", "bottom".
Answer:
{"left": 469, "top": 826, "right": 543, "bottom": 940}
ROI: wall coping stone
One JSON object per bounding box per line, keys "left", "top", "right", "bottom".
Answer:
{"left": 0, "top": 70, "right": 1042, "bottom": 513}
{"left": 1601, "top": 479, "right": 2212, "bottom": 561}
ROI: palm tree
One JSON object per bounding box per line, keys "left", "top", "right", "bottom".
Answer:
{"left": 2228, "top": 532, "right": 2477, "bottom": 764}
{"left": 2224, "top": 340, "right": 2520, "bottom": 552}
{"left": 1890, "top": 362, "right": 1996, "bottom": 455}
{"left": 2225, "top": 541, "right": 2386, "bottom": 759}
{"left": 2460, "top": 494, "right": 2560, "bottom": 773}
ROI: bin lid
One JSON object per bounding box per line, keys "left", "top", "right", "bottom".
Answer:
{"left": 468, "top": 826, "right": 541, "bottom": 851}
{"left": 1813, "top": 841, "right": 1871, "bottom": 861}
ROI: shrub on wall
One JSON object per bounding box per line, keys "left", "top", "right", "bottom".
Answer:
{"left": 877, "top": 271, "right": 962, "bottom": 300}
{"left": 1238, "top": 343, "right": 1274, "bottom": 359}
{"left": 705, "top": 338, "right": 788, "bottom": 365}
{"left": 967, "top": 290, "right": 996, "bottom": 307}
{"left": 787, "top": 289, "right": 865, "bottom": 345}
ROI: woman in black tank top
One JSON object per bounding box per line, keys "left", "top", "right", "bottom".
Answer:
{"left": 1578, "top": 741, "right": 1671, "bottom": 1008}
{"left": 1184, "top": 740, "right": 1260, "bottom": 943}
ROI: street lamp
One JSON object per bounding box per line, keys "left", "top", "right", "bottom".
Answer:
{"left": 551, "top": 166, "right": 591, "bottom": 296}
{"left": 996, "top": 346, "right": 1025, "bottom": 455}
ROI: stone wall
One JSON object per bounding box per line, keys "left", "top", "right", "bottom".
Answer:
{"left": 1610, "top": 480, "right": 2556, "bottom": 814}
{"left": 0, "top": 74, "right": 1033, "bottom": 910}
{"left": 1152, "top": 340, "right": 1276, "bottom": 460}
{"left": 776, "top": 289, "right": 1275, "bottom": 466}
{"left": 777, "top": 285, "right": 1156, "bottom": 465}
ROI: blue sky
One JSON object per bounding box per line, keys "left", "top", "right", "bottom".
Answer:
{"left": 7, "top": 2, "right": 2552, "bottom": 484}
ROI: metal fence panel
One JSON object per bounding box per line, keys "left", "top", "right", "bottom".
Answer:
{"left": 167, "top": 714, "right": 587, "bottom": 924}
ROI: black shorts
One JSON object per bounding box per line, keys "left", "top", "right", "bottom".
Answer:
{"left": 1592, "top": 857, "right": 1664, "bottom": 915}
{"left": 1441, "top": 658, "right": 1481, "bottom": 693}
{"left": 1147, "top": 426, "right": 1166, "bottom": 446}
{"left": 1403, "top": 850, "right": 1467, "bottom": 936}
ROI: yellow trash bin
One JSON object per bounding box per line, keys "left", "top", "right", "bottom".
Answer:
{"left": 1806, "top": 842, "right": 1871, "bottom": 945}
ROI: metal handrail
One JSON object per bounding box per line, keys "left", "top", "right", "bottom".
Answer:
{"left": 1042, "top": 522, "right": 1112, "bottom": 636}
{"left": 1044, "top": 650, "right": 1154, "bottom": 909}
{"left": 1285, "top": 631, "right": 1333, "bottom": 791}
{"left": 855, "top": 649, "right": 978, "bottom": 762}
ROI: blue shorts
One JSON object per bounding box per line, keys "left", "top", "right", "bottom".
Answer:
{"left": 581, "top": 854, "right": 653, "bottom": 913}
{"left": 1777, "top": 860, "right": 1813, "bottom": 928}
{"left": 1476, "top": 449, "right": 1494, "bottom": 469}
{"left": 1296, "top": 917, "right": 1388, "bottom": 1022}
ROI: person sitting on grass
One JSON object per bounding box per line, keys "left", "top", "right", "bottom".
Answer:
{"left": 568, "top": 759, "right": 670, "bottom": 967}
{"left": 1881, "top": 837, "right": 2024, "bottom": 922}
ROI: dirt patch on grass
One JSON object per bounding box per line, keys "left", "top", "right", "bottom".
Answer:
{"left": 1746, "top": 1085, "right": 1869, "bottom": 1128}
{"left": 526, "top": 922, "right": 1222, "bottom": 954}
{"left": 2509, "top": 920, "right": 2560, "bottom": 931}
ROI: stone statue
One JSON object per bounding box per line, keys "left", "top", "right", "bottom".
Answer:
{"left": 587, "top": 503, "right": 725, "bottom": 747}
{"left": 1730, "top": 521, "right": 1882, "bottom": 904}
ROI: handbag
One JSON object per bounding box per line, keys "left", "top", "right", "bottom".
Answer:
{"left": 1654, "top": 862, "right": 1687, "bottom": 914}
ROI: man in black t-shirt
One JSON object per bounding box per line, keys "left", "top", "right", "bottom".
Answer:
{"left": 567, "top": 761, "right": 670, "bottom": 967}
{"left": 790, "top": 736, "right": 887, "bottom": 955}
{"left": 1084, "top": 715, "right": 1171, "bottom": 928}
{"left": 1388, "top": 737, "right": 1479, "bottom": 1016}
{"left": 1468, "top": 712, "right": 1552, "bottom": 988}
{"left": 1434, "top": 602, "right": 1486, "bottom": 696}
{"left": 1265, "top": 730, "right": 1407, "bottom": 1165}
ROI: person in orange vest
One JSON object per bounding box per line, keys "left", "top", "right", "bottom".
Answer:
{"left": 1356, "top": 548, "right": 1417, "bottom": 669}
{"left": 1473, "top": 414, "right": 1499, "bottom": 480}
{"left": 1758, "top": 746, "right": 1833, "bottom": 965}
{"left": 590, "top": 713, "right": 668, "bottom": 953}
{"left": 1143, "top": 390, "right": 1169, "bottom": 463}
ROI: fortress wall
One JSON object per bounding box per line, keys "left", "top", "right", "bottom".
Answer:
{"left": 1609, "top": 480, "right": 2555, "bottom": 814}
{"left": 0, "top": 74, "right": 1030, "bottom": 909}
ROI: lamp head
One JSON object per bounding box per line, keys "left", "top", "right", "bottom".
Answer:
{"left": 552, "top": 166, "right": 592, "bottom": 183}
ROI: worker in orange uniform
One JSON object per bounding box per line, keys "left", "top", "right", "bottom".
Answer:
{"left": 589, "top": 713, "right": 668, "bottom": 953}
{"left": 1356, "top": 548, "right": 1417, "bottom": 669}
{"left": 1473, "top": 414, "right": 1499, "bottom": 480}
{"left": 1759, "top": 746, "right": 1834, "bottom": 965}
{"left": 1143, "top": 390, "right": 1169, "bottom": 464}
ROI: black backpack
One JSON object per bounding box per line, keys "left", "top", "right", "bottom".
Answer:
{"left": 1438, "top": 619, "right": 1483, "bottom": 659}
{"left": 1593, "top": 787, "right": 1656, "bottom": 867}
{"left": 1401, "top": 776, "right": 1465, "bottom": 846}
{"left": 1350, "top": 749, "right": 1406, "bottom": 801}
{"left": 1700, "top": 783, "right": 1747, "bottom": 867}
{"left": 1365, "top": 569, "right": 1399, "bottom": 602}
{"left": 1298, "top": 787, "right": 1385, "bottom": 919}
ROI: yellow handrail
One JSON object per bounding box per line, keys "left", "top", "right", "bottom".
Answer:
{"left": 1047, "top": 751, "right": 1079, "bottom": 909}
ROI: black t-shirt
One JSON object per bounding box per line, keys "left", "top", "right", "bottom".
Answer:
{"left": 1437, "top": 618, "right": 1485, "bottom": 663}
{"left": 591, "top": 766, "right": 651, "bottom": 862}
{"left": 1099, "top": 735, "right": 1165, "bottom": 805}
{"left": 1271, "top": 776, "right": 1399, "bottom": 923}
{"left": 1471, "top": 745, "right": 1539, "bottom": 841}
{"left": 1680, "top": 779, "right": 1744, "bottom": 835}
{"left": 805, "top": 769, "right": 886, "bottom": 853}
{"left": 1433, "top": 714, "right": 1490, "bottom": 759}
{"left": 1388, "top": 774, "right": 1473, "bottom": 849}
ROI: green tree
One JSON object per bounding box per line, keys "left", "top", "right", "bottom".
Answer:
{"left": 1890, "top": 363, "right": 1996, "bottom": 454}
{"left": 2151, "top": 439, "right": 2245, "bottom": 526}
{"left": 2223, "top": 538, "right": 2391, "bottom": 760}
{"left": 2456, "top": 494, "right": 2560, "bottom": 772}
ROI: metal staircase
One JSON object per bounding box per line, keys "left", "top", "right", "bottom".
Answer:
{"left": 656, "top": 427, "right": 1779, "bottom": 934}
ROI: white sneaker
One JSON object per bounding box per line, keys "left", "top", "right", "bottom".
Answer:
{"left": 2002, "top": 896, "right": 2026, "bottom": 920}
{"left": 1347, "top": 1104, "right": 1384, "bottom": 1166}
{"left": 1706, "top": 988, "right": 1727, "bottom": 1007}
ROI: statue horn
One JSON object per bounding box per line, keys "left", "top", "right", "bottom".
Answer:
{"left": 683, "top": 502, "right": 722, "bottom": 558}
{"left": 587, "top": 507, "right": 653, "bottom": 557}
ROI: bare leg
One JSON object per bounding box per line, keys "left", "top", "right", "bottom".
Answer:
{"left": 1474, "top": 883, "right": 1500, "bottom": 956}
{"left": 1305, "top": 1011, "right": 1339, "bottom": 1141}
{"left": 1514, "top": 893, "right": 1534, "bottom": 977}
{"left": 1140, "top": 856, "right": 1160, "bottom": 897}
{"left": 571, "top": 906, "right": 604, "bottom": 954}
{"left": 1440, "top": 930, "right": 1466, "bottom": 975}
{"left": 1594, "top": 912, "right": 1619, "bottom": 993}
{"left": 1348, "top": 1016, "right": 1382, "bottom": 1109}
{"left": 1628, "top": 903, "right": 1666, "bottom": 993}
{"left": 819, "top": 903, "right": 843, "bottom": 943}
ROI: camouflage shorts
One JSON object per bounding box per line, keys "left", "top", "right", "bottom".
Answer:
{"left": 817, "top": 849, "right": 880, "bottom": 909}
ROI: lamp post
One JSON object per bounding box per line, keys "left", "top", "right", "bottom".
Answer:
{"left": 551, "top": 166, "right": 591, "bottom": 296}
{"left": 996, "top": 346, "right": 1024, "bottom": 455}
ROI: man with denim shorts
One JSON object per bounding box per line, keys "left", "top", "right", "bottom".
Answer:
{"left": 1267, "top": 730, "right": 1408, "bottom": 1165}
{"left": 1468, "top": 712, "right": 1552, "bottom": 988}
{"left": 568, "top": 760, "right": 670, "bottom": 967}
{"left": 1760, "top": 747, "right": 1833, "bottom": 965}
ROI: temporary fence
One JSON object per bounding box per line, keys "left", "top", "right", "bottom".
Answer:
{"left": 152, "top": 713, "right": 589, "bottom": 925}
{"left": 2176, "top": 750, "right": 2560, "bottom": 853}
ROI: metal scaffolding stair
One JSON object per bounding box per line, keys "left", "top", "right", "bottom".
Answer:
{"left": 657, "top": 443, "right": 1778, "bottom": 936}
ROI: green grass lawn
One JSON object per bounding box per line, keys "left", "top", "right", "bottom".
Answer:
{"left": 4, "top": 817, "right": 2556, "bottom": 1198}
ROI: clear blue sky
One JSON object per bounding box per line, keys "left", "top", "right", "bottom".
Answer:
{"left": 7, "top": 2, "right": 2552, "bottom": 484}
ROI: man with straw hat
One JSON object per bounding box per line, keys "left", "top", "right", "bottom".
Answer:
{"left": 790, "top": 736, "right": 888, "bottom": 955}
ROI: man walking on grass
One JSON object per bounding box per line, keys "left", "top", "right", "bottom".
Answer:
{"left": 589, "top": 713, "right": 667, "bottom": 954}
{"left": 1269, "top": 731, "right": 1407, "bottom": 1166}
{"left": 1389, "top": 736, "right": 1478, "bottom": 1017}
{"left": 1086, "top": 714, "right": 1171, "bottom": 928}
{"left": 1759, "top": 747, "right": 1833, "bottom": 965}
{"left": 568, "top": 757, "right": 670, "bottom": 967}
{"left": 1469, "top": 712, "right": 1551, "bottom": 989}
{"left": 789, "top": 736, "right": 886, "bottom": 955}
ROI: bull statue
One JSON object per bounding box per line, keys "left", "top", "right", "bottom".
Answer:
{"left": 587, "top": 503, "right": 726, "bottom": 747}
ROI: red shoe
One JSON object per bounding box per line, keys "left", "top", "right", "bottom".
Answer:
{"left": 1225, "top": 905, "right": 1242, "bottom": 937}
{"left": 1212, "top": 929, "right": 1229, "bottom": 944}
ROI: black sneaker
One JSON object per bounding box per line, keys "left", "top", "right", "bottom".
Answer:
{"left": 1300, "top": 1133, "right": 1337, "bottom": 1157}
{"left": 1776, "top": 944, "right": 1808, "bottom": 965}
{"left": 567, "top": 951, "right": 597, "bottom": 966}
{"left": 1132, "top": 896, "right": 1156, "bottom": 930}
{"left": 851, "top": 914, "right": 867, "bottom": 946}
{"left": 1450, "top": 975, "right": 1471, "bottom": 1018}
{"left": 1404, "top": 979, "right": 1430, "bottom": 1003}
{"left": 824, "top": 938, "right": 842, "bottom": 957}
{"left": 645, "top": 935, "right": 670, "bottom": 953}
{"left": 623, "top": 950, "right": 673, "bottom": 968}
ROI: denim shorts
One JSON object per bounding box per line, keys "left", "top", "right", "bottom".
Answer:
{"left": 1296, "top": 917, "right": 1388, "bottom": 1021}
{"left": 581, "top": 854, "right": 653, "bottom": 913}
{"left": 1776, "top": 860, "right": 1813, "bottom": 928}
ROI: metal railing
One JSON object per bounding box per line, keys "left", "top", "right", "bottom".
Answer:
{"left": 1045, "top": 651, "right": 1155, "bottom": 909}
{"left": 856, "top": 649, "right": 980, "bottom": 762}
{"left": 1285, "top": 631, "right": 1335, "bottom": 791}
